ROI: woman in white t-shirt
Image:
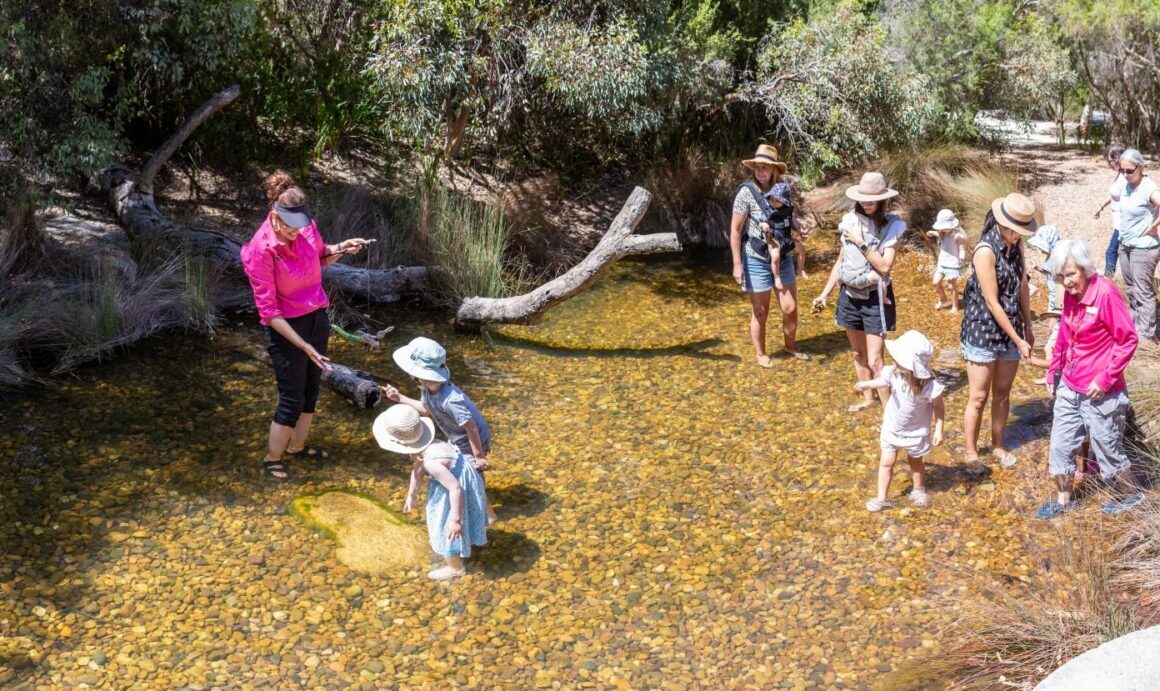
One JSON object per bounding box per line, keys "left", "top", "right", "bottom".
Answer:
{"left": 1093, "top": 143, "right": 1126, "bottom": 276}
{"left": 1115, "top": 148, "right": 1160, "bottom": 341}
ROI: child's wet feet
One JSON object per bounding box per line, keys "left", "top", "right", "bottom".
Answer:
{"left": 428, "top": 565, "right": 467, "bottom": 581}
{"left": 865, "top": 498, "right": 893, "bottom": 512}
{"left": 910, "top": 490, "right": 931, "bottom": 508}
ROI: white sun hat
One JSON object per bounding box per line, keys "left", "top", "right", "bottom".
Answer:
{"left": 885, "top": 330, "right": 934, "bottom": 380}
{"left": 372, "top": 404, "right": 436, "bottom": 454}
{"left": 932, "top": 209, "right": 960, "bottom": 230}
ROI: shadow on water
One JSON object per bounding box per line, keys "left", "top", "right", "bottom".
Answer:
{"left": 487, "top": 331, "right": 737, "bottom": 362}
{"left": 489, "top": 483, "right": 552, "bottom": 519}
{"left": 474, "top": 530, "right": 541, "bottom": 578}
{"left": 924, "top": 461, "right": 993, "bottom": 493}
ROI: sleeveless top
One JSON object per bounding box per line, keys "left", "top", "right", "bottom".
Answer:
{"left": 960, "top": 226, "right": 1024, "bottom": 350}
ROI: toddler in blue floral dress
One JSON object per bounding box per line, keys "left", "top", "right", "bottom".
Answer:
{"left": 373, "top": 404, "right": 488, "bottom": 581}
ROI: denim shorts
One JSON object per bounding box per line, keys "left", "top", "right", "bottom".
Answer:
{"left": 960, "top": 339, "right": 1020, "bottom": 364}
{"left": 742, "top": 251, "right": 796, "bottom": 293}
{"left": 936, "top": 265, "right": 962, "bottom": 280}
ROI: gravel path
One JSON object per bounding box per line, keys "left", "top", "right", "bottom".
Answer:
{"left": 1006, "top": 144, "right": 1119, "bottom": 262}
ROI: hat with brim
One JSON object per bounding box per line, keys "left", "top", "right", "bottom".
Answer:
{"left": 392, "top": 337, "right": 450, "bottom": 382}
{"left": 932, "top": 208, "right": 960, "bottom": 230}
{"left": 273, "top": 202, "right": 312, "bottom": 229}
{"left": 884, "top": 330, "right": 933, "bottom": 380}
{"left": 373, "top": 405, "right": 436, "bottom": 454}
{"left": 991, "top": 193, "right": 1038, "bottom": 236}
{"left": 742, "top": 144, "right": 789, "bottom": 174}
{"left": 846, "top": 172, "right": 899, "bottom": 202}
{"left": 1028, "top": 223, "right": 1060, "bottom": 254}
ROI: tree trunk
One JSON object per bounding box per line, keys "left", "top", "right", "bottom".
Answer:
{"left": 455, "top": 187, "right": 681, "bottom": 330}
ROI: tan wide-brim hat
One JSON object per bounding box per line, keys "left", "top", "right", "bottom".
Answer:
{"left": 845, "top": 172, "right": 899, "bottom": 202}
{"left": 991, "top": 192, "right": 1038, "bottom": 236}
{"left": 742, "top": 144, "right": 788, "bottom": 174}
{"left": 372, "top": 404, "right": 436, "bottom": 455}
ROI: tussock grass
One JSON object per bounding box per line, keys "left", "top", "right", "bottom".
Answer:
{"left": 909, "top": 521, "right": 1150, "bottom": 690}
{"left": 412, "top": 180, "right": 517, "bottom": 307}
{"left": 646, "top": 145, "right": 735, "bottom": 249}
{"left": 0, "top": 208, "right": 221, "bottom": 389}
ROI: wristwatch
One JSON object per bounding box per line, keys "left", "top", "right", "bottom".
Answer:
{"left": 858, "top": 242, "right": 869, "bottom": 254}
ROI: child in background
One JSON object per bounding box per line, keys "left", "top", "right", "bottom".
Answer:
{"left": 925, "top": 209, "right": 967, "bottom": 312}
{"left": 856, "top": 330, "right": 945, "bottom": 512}
{"left": 383, "top": 337, "right": 498, "bottom": 525}
{"left": 373, "top": 405, "right": 488, "bottom": 580}
{"left": 1027, "top": 224, "right": 1062, "bottom": 359}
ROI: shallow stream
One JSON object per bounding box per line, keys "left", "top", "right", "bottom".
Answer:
{"left": 0, "top": 247, "right": 1067, "bottom": 688}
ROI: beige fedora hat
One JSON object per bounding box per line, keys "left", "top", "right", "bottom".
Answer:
{"left": 845, "top": 172, "right": 899, "bottom": 202}
{"left": 742, "top": 144, "right": 788, "bottom": 174}
{"left": 990, "top": 192, "right": 1038, "bottom": 236}
{"left": 372, "top": 404, "right": 436, "bottom": 454}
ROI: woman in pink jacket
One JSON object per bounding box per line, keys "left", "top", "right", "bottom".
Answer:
{"left": 1039, "top": 239, "right": 1141, "bottom": 519}
{"left": 241, "top": 171, "right": 370, "bottom": 481}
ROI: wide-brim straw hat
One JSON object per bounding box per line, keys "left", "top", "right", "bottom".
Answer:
{"left": 885, "top": 330, "right": 933, "bottom": 380}
{"left": 991, "top": 192, "right": 1038, "bottom": 236}
{"left": 373, "top": 404, "right": 436, "bottom": 454}
{"left": 742, "top": 144, "right": 788, "bottom": 174}
{"left": 392, "top": 337, "right": 450, "bottom": 382}
{"left": 845, "top": 172, "right": 899, "bottom": 202}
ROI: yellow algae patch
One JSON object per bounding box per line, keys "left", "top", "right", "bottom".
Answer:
{"left": 291, "top": 490, "right": 426, "bottom": 574}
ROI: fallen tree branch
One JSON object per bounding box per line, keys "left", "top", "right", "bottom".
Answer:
{"left": 137, "top": 86, "right": 240, "bottom": 196}
{"left": 455, "top": 186, "right": 679, "bottom": 330}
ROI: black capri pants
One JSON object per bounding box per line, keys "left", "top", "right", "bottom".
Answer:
{"left": 267, "top": 309, "right": 330, "bottom": 427}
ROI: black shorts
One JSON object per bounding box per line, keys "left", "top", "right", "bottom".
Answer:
{"left": 835, "top": 283, "right": 896, "bottom": 334}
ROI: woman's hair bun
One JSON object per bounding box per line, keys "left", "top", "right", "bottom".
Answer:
{"left": 264, "top": 170, "right": 297, "bottom": 205}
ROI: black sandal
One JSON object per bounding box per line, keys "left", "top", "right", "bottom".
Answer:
{"left": 263, "top": 459, "right": 292, "bottom": 482}
{"left": 286, "top": 446, "right": 328, "bottom": 460}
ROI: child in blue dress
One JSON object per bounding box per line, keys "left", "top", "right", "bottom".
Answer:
{"left": 373, "top": 404, "right": 488, "bottom": 581}
{"left": 382, "top": 336, "right": 497, "bottom": 525}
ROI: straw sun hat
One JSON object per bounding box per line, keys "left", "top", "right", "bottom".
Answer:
{"left": 372, "top": 404, "right": 436, "bottom": 454}
{"left": 742, "top": 144, "right": 788, "bottom": 174}
{"left": 991, "top": 192, "right": 1038, "bottom": 236}
{"left": 845, "top": 172, "right": 899, "bottom": 202}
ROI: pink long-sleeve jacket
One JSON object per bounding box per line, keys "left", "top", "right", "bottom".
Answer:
{"left": 240, "top": 219, "right": 330, "bottom": 326}
{"left": 1047, "top": 273, "right": 1138, "bottom": 395}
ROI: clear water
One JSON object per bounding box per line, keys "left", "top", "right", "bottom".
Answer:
{"left": 0, "top": 247, "right": 1060, "bottom": 688}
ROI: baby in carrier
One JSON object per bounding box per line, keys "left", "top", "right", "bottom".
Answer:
{"left": 838, "top": 211, "right": 895, "bottom": 304}
{"left": 753, "top": 182, "right": 797, "bottom": 290}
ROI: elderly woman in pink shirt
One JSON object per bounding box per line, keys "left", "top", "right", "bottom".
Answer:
{"left": 1038, "top": 239, "right": 1141, "bottom": 519}
{"left": 241, "top": 171, "right": 371, "bottom": 481}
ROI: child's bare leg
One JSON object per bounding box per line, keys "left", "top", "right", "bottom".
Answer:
{"left": 770, "top": 246, "right": 783, "bottom": 290}
{"left": 795, "top": 242, "right": 808, "bottom": 278}
{"left": 483, "top": 486, "right": 498, "bottom": 525}
{"left": 907, "top": 455, "right": 927, "bottom": 492}
{"left": 871, "top": 272, "right": 892, "bottom": 306}
{"left": 947, "top": 277, "right": 960, "bottom": 312}
{"left": 875, "top": 448, "right": 897, "bottom": 502}
{"left": 933, "top": 274, "right": 948, "bottom": 309}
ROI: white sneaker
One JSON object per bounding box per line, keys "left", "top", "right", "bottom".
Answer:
{"left": 427, "top": 565, "right": 466, "bottom": 581}
{"left": 911, "top": 490, "right": 931, "bottom": 508}
{"left": 866, "top": 498, "right": 893, "bottom": 512}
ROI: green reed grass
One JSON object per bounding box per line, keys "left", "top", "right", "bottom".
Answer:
{"left": 414, "top": 181, "right": 513, "bottom": 307}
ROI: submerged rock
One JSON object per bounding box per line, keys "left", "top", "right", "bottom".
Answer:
{"left": 291, "top": 491, "right": 426, "bottom": 574}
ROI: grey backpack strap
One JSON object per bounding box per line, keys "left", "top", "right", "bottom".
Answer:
{"left": 742, "top": 181, "right": 776, "bottom": 223}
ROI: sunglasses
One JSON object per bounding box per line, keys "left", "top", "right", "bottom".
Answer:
{"left": 1120, "top": 166, "right": 1139, "bottom": 175}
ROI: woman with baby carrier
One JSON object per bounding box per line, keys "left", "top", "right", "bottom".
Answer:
{"left": 812, "top": 172, "right": 906, "bottom": 412}
{"left": 729, "top": 144, "right": 812, "bottom": 367}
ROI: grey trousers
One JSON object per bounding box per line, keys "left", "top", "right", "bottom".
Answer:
{"left": 1048, "top": 386, "right": 1130, "bottom": 479}
{"left": 1120, "top": 244, "right": 1160, "bottom": 341}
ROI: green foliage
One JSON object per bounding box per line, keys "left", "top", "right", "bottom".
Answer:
{"left": 750, "top": 2, "right": 936, "bottom": 175}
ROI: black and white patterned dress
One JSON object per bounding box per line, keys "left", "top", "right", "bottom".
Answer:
{"left": 960, "top": 226, "right": 1025, "bottom": 351}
